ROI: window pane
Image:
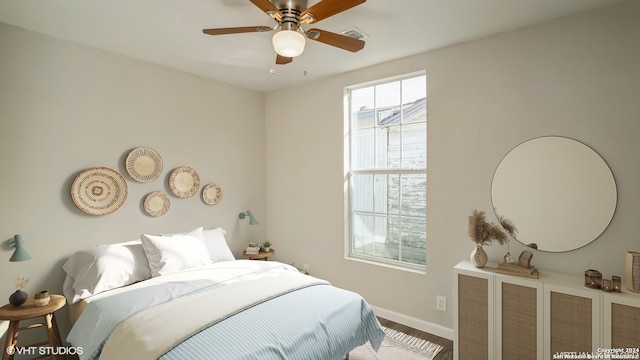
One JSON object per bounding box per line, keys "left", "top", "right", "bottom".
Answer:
{"left": 374, "top": 174, "right": 388, "bottom": 214}
{"left": 351, "top": 174, "right": 373, "bottom": 212}
{"left": 352, "top": 213, "right": 374, "bottom": 256}
{"left": 372, "top": 218, "right": 395, "bottom": 262}
{"left": 402, "top": 98, "right": 426, "bottom": 124}
{"left": 402, "top": 75, "right": 426, "bottom": 104}
{"left": 387, "top": 174, "right": 400, "bottom": 215}
{"left": 351, "top": 128, "right": 374, "bottom": 170}
{"left": 351, "top": 87, "right": 374, "bottom": 129}
{"left": 400, "top": 217, "right": 427, "bottom": 265}
{"left": 386, "top": 126, "right": 401, "bottom": 169}
{"left": 352, "top": 107, "right": 375, "bottom": 129}
{"left": 401, "top": 174, "right": 426, "bottom": 217}
{"left": 374, "top": 127, "right": 388, "bottom": 168}
{"left": 386, "top": 216, "right": 401, "bottom": 261}
{"left": 402, "top": 122, "right": 426, "bottom": 169}
{"left": 373, "top": 217, "right": 388, "bottom": 246}
{"left": 376, "top": 81, "right": 401, "bottom": 109}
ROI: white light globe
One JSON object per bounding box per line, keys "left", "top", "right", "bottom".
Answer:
{"left": 272, "top": 30, "right": 306, "bottom": 58}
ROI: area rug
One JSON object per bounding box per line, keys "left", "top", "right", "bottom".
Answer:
{"left": 349, "top": 327, "right": 445, "bottom": 360}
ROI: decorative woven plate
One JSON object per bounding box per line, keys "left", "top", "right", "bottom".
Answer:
{"left": 169, "top": 166, "right": 200, "bottom": 198}
{"left": 202, "top": 183, "right": 222, "bottom": 205}
{"left": 125, "top": 147, "right": 163, "bottom": 183}
{"left": 144, "top": 191, "right": 170, "bottom": 217}
{"left": 71, "top": 167, "right": 128, "bottom": 215}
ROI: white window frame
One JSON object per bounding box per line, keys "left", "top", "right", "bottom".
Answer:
{"left": 344, "top": 71, "right": 427, "bottom": 273}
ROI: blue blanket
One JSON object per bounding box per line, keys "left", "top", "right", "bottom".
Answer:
{"left": 161, "top": 284, "right": 384, "bottom": 360}
{"left": 67, "top": 263, "right": 384, "bottom": 360}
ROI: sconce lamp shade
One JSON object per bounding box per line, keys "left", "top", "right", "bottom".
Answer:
{"left": 239, "top": 210, "right": 259, "bottom": 225}
{"left": 272, "top": 29, "right": 306, "bottom": 58}
{"left": 8, "top": 234, "right": 31, "bottom": 262}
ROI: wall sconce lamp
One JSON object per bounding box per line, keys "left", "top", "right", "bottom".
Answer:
{"left": 239, "top": 210, "right": 259, "bottom": 225}
{"left": 8, "top": 234, "right": 31, "bottom": 262}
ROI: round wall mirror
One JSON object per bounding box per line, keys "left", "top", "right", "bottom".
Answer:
{"left": 491, "top": 136, "right": 617, "bottom": 252}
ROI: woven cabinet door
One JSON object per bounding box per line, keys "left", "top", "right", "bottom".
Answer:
{"left": 457, "top": 274, "right": 489, "bottom": 360}
{"left": 611, "top": 303, "right": 640, "bottom": 348}
{"left": 546, "top": 289, "right": 600, "bottom": 357}
{"left": 500, "top": 282, "right": 540, "bottom": 360}
{"left": 603, "top": 293, "right": 640, "bottom": 349}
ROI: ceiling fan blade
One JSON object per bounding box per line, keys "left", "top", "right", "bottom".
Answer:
{"left": 250, "top": 0, "right": 279, "bottom": 13}
{"left": 301, "top": 0, "right": 366, "bottom": 23}
{"left": 202, "top": 26, "right": 272, "bottom": 35}
{"left": 276, "top": 54, "right": 293, "bottom": 65}
{"left": 306, "top": 28, "right": 365, "bottom": 52}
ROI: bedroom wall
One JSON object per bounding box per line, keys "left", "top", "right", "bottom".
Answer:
{"left": 265, "top": 0, "right": 640, "bottom": 334}
{"left": 0, "top": 22, "right": 266, "bottom": 341}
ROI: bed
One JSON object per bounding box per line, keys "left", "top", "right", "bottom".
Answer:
{"left": 62, "top": 227, "right": 385, "bottom": 360}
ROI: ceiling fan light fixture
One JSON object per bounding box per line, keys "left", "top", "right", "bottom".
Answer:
{"left": 272, "top": 29, "right": 306, "bottom": 58}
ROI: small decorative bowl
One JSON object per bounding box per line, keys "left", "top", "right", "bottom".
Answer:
{"left": 34, "top": 290, "right": 50, "bottom": 306}
{"left": 248, "top": 242, "right": 259, "bottom": 248}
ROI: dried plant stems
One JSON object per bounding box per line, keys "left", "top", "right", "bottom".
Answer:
{"left": 468, "top": 209, "right": 508, "bottom": 246}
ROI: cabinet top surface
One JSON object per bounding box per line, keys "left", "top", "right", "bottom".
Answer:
{"left": 455, "top": 260, "right": 640, "bottom": 299}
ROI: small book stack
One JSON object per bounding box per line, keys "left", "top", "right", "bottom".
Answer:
{"left": 245, "top": 246, "right": 260, "bottom": 254}
{"left": 496, "top": 262, "right": 539, "bottom": 279}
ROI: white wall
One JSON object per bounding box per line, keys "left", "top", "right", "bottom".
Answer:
{"left": 1, "top": 0, "right": 639, "bottom": 347}
{"left": 265, "top": 0, "right": 640, "bottom": 333}
{"left": 0, "top": 22, "right": 266, "bottom": 340}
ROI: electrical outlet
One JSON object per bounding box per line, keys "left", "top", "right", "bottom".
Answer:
{"left": 436, "top": 295, "right": 447, "bottom": 312}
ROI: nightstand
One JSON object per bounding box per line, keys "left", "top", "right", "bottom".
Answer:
{"left": 0, "top": 294, "right": 66, "bottom": 360}
{"left": 243, "top": 249, "right": 275, "bottom": 261}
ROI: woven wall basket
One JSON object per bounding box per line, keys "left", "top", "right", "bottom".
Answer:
{"left": 169, "top": 166, "right": 200, "bottom": 198}
{"left": 202, "top": 183, "right": 222, "bottom": 205}
{"left": 125, "top": 147, "right": 163, "bottom": 183}
{"left": 71, "top": 167, "right": 128, "bottom": 215}
{"left": 144, "top": 191, "right": 170, "bottom": 217}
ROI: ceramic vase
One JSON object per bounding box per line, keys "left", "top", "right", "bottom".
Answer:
{"left": 9, "top": 289, "right": 28, "bottom": 306}
{"left": 470, "top": 245, "right": 488, "bottom": 268}
{"left": 34, "top": 290, "right": 50, "bottom": 307}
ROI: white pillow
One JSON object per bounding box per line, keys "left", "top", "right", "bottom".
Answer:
{"left": 203, "top": 227, "right": 235, "bottom": 263}
{"left": 141, "top": 233, "right": 213, "bottom": 277}
{"left": 62, "top": 241, "right": 152, "bottom": 303}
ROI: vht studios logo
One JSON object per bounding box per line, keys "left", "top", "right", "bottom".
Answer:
{"left": 6, "top": 346, "right": 83, "bottom": 356}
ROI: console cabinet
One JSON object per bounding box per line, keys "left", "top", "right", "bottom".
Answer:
{"left": 454, "top": 260, "right": 639, "bottom": 360}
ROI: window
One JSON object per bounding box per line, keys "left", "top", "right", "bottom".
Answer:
{"left": 345, "top": 72, "right": 427, "bottom": 271}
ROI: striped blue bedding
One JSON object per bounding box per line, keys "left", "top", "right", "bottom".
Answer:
{"left": 67, "top": 263, "right": 384, "bottom": 360}
{"left": 161, "top": 284, "right": 384, "bottom": 360}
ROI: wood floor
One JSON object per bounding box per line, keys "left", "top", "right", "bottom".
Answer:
{"left": 377, "top": 317, "right": 453, "bottom": 360}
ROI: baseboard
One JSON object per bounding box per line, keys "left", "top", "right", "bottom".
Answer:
{"left": 370, "top": 305, "right": 454, "bottom": 340}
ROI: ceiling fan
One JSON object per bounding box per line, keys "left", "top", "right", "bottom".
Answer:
{"left": 202, "top": 0, "right": 366, "bottom": 65}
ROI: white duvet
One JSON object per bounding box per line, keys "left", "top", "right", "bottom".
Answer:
{"left": 67, "top": 260, "right": 328, "bottom": 360}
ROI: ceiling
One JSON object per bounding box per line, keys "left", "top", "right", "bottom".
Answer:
{"left": 0, "top": 0, "right": 622, "bottom": 92}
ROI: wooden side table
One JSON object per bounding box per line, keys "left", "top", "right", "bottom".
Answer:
{"left": 0, "top": 295, "right": 66, "bottom": 360}
{"left": 243, "top": 249, "right": 275, "bottom": 261}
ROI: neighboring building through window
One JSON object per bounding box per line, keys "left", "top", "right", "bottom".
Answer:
{"left": 345, "top": 72, "right": 427, "bottom": 271}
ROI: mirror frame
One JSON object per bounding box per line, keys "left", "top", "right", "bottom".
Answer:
{"left": 491, "top": 136, "right": 617, "bottom": 252}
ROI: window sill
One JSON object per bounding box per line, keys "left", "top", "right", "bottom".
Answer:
{"left": 345, "top": 254, "right": 426, "bottom": 275}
